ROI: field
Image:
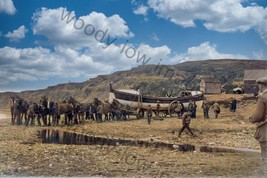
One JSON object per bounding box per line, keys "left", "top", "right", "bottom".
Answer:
{"left": 0, "top": 94, "right": 266, "bottom": 177}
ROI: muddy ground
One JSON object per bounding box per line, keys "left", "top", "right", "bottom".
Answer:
{"left": 0, "top": 95, "right": 266, "bottom": 177}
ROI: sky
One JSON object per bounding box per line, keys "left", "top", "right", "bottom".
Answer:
{"left": 0, "top": 0, "right": 267, "bottom": 92}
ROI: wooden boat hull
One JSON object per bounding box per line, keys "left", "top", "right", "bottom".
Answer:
{"left": 108, "top": 84, "right": 204, "bottom": 110}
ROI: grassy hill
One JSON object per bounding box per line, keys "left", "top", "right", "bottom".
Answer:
{"left": 0, "top": 59, "right": 266, "bottom": 108}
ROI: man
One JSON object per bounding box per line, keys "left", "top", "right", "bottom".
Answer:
{"left": 156, "top": 101, "right": 161, "bottom": 117}
{"left": 249, "top": 76, "right": 267, "bottom": 174}
{"left": 175, "top": 101, "right": 183, "bottom": 118}
{"left": 230, "top": 98, "right": 237, "bottom": 112}
{"left": 211, "top": 101, "right": 220, "bottom": 119}
{"left": 188, "top": 100, "right": 194, "bottom": 113}
{"left": 147, "top": 105, "right": 153, "bottom": 124}
{"left": 178, "top": 111, "right": 196, "bottom": 137}
{"left": 192, "top": 101, "right": 197, "bottom": 118}
{"left": 201, "top": 100, "right": 209, "bottom": 119}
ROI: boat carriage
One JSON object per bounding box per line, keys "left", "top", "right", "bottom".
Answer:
{"left": 108, "top": 84, "right": 204, "bottom": 119}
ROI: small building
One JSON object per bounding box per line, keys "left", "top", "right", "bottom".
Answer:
{"left": 200, "top": 78, "right": 221, "bottom": 94}
{"left": 244, "top": 70, "right": 267, "bottom": 94}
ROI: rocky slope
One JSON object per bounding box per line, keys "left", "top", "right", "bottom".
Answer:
{"left": 0, "top": 59, "right": 266, "bottom": 108}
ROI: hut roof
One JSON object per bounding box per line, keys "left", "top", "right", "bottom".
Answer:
{"left": 201, "top": 78, "right": 221, "bottom": 83}
{"left": 244, "top": 70, "right": 267, "bottom": 81}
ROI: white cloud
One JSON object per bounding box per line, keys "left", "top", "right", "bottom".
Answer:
{"left": 0, "top": 42, "right": 171, "bottom": 84}
{"left": 148, "top": 0, "right": 267, "bottom": 43}
{"left": 253, "top": 50, "right": 264, "bottom": 59}
{"left": 169, "top": 42, "right": 248, "bottom": 63}
{"left": 133, "top": 4, "right": 149, "bottom": 16}
{"left": 0, "top": 0, "right": 16, "bottom": 15}
{"left": 0, "top": 46, "right": 113, "bottom": 84}
{"left": 150, "top": 32, "right": 159, "bottom": 41}
{"left": 32, "top": 7, "right": 134, "bottom": 49}
{"left": 5, "top": 25, "right": 28, "bottom": 42}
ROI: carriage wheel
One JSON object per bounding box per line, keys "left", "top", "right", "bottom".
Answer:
{"left": 168, "top": 100, "right": 178, "bottom": 117}
{"left": 162, "top": 111, "right": 168, "bottom": 117}
{"left": 136, "top": 108, "right": 144, "bottom": 119}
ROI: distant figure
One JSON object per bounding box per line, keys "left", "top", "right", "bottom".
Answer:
{"left": 201, "top": 100, "right": 209, "bottom": 119}
{"left": 178, "top": 112, "right": 196, "bottom": 137}
{"left": 230, "top": 98, "right": 237, "bottom": 112}
{"left": 187, "top": 100, "right": 194, "bottom": 113}
{"left": 147, "top": 105, "right": 153, "bottom": 124}
{"left": 97, "top": 103, "right": 104, "bottom": 123}
{"left": 249, "top": 77, "right": 267, "bottom": 174}
{"left": 156, "top": 101, "right": 161, "bottom": 117}
{"left": 166, "top": 90, "right": 172, "bottom": 97}
{"left": 175, "top": 101, "right": 184, "bottom": 118}
{"left": 211, "top": 101, "right": 220, "bottom": 119}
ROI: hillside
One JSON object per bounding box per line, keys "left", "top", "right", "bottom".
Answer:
{"left": 0, "top": 59, "right": 266, "bottom": 108}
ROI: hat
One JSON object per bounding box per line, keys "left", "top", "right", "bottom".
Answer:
{"left": 256, "top": 76, "right": 267, "bottom": 85}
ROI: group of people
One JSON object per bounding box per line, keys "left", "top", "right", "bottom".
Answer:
{"left": 171, "top": 76, "right": 267, "bottom": 175}
{"left": 201, "top": 100, "right": 221, "bottom": 119}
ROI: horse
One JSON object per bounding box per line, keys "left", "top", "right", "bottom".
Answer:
{"left": 110, "top": 99, "right": 130, "bottom": 121}
{"left": 39, "top": 96, "right": 49, "bottom": 126}
{"left": 26, "top": 102, "right": 40, "bottom": 126}
{"left": 55, "top": 102, "right": 74, "bottom": 125}
{"left": 73, "top": 103, "right": 87, "bottom": 124}
{"left": 12, "top": 97, "right": 29, "bottom": 125}
{"left": 101, "top": 100, "right": 113, "bottom": 121}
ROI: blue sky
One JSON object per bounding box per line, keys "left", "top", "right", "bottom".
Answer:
{"left": 0, "top": 0, "right": 267, "bottom": 92}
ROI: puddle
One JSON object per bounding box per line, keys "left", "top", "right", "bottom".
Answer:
{"left": 38, "top": 129, "right": 195, "bottom": 152}
{"left": 38, "top": 129, "right": 260, "bottom": 154}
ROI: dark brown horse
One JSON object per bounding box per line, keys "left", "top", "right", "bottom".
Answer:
{"left": 55, "top": 103, "right": 74, "bottom": 125}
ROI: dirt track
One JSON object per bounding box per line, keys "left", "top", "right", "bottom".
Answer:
{"left": 0, "top": 97, "right": 266, "bottom": 177}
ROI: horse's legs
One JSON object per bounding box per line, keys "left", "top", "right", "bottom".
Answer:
{"left": 25, "top": 115, "right": 30, "bottom": 126}
{"left": 36, "top": 115, "right": 42, "bottom": 126}
{"left": 47, "top": 115, "right": 51, "bottom": 126}
{"left": 23, "top": 112, "right": 27, "bottom": 125}
{"left": 15, "top": 114, "right": 20, "bottom": 125}
{"left": 42, "top": 115, "right": 47, "bottom": 126}
{"left": 11, "top": 112, "right": 14, "bottom": 125}
{"left": 30, "top": 115, "right": 35, "bottom": 126}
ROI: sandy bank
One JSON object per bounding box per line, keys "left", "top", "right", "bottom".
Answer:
{"left": 0, "top": 112, "right": 9, "bottom": 121}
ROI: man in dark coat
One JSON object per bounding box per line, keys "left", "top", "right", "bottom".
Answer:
{"left": 249, "top": 76, "right": 267, "bottom": 174}
{"left": 230, "top": 98, "right": 237, "bottom": 112}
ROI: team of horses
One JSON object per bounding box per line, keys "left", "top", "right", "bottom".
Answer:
{"left": 9, "top": 96, "right": 130, "bottom": 126}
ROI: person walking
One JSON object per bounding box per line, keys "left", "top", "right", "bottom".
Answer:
{"left": 211, "top": 101, "right": 220, "bottom": 119}
{"left": 178, "top": 111, "right": 196, "bottom": 137}
{"left": 249, "top": 77, "right": 267, "bottom": 174}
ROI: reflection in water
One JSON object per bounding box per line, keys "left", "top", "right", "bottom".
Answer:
{"left": 38, "top": 129, "right": 195, "bottom": 151}
{"left": 38, "top": 129, "right": 127, "bottom": 146}
{"left": 37, "top": 130, "right": 259, "bottom": 153}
